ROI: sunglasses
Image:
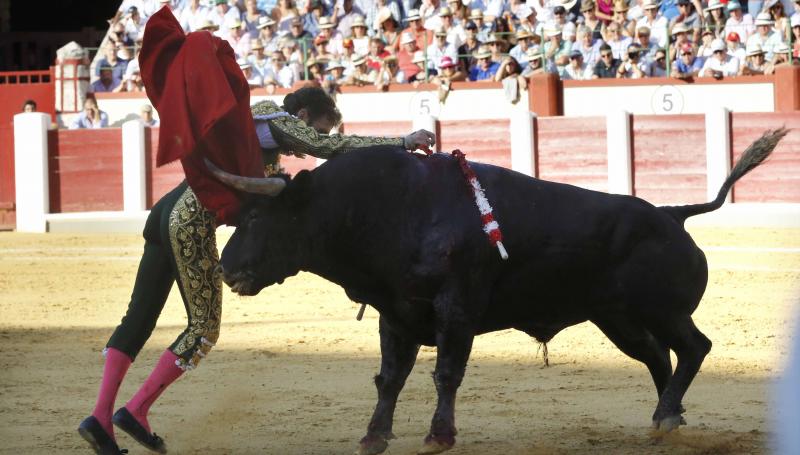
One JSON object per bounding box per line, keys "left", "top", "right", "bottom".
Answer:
{"left": 682, "top": 52, "right": 692, "bottom": 56}
{"left": 656, "top": 57, "right": 665, "bottom": 62}
{"left": 609, "top": 28, "right": 620, "bottom": 32}
{"left": 555, "top": 11, "right": 565, "bottom": 15}
{"left": 713, "top": 49, "right": 724, "bottom": 53}
{"left": 601, "top": 52, "right": 613, "bottom": 57}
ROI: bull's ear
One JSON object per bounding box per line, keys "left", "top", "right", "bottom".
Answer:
{"left": 285, "top": 170, "right": 313, "bottom": 207}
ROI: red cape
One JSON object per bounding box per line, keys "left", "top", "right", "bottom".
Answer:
{"left": 140, "top": 7, "right": 263, "bottom": 225}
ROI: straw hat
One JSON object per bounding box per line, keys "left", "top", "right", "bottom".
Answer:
{"left": 515, "top": 29, "right": 534, "bottom": 40}
{"left": 553, "top": 0, "right": 579, "bottom": 11}
{"left": 473, "top": 45, "right": 492, "bottom": 59}
{"left": 325, "top": 60, "right": 345, "bottom": 71}
{"left": 704, "top": 0, "right": 725, "bottom": 12}
{"left": 580, "top": 0, "right": 596, "bottom": 12}
{"left": 642, "top": 0, "right": 661, "bottom": 10}
{"left": 400, "top": 31, "right": 416, "bottom": 45}
{"left": 251, "top": 39, "right": 265, "bottom": 50}
{"left": 773, "top": 42, "right": 791, "bottom": 54}
{"left": 376, "top": 7, "right": 394, "bottom": 24}
{"left": 745, "top": 42, "right": 764, "bottom": 56}
{"left": 318, "top": 16, "right": 335, "bottom": 29}
{"left": 670, "top": 23, "right": 689, "bottom": 35}
{"left": 226, "top": 17, "right": 243, "bottom": 29}
{"left": 199, "top": 19, "right": 219, "bottom": 31}
{"left": 523, "top": 46, "right": 544, "bottom": 62}
{"left": 438, "top": 6, "right": 453, "bottom": 16}
{"left": 544, "top": 26, "right": 563, "bottom": 38}
{"left": 256, "top": 16, "right": 276, "bottom": 28}
{"left": 351, "top": 54, "right": 367, "bottom": 66}
{"left": 469, "top": 8, "right": 484, "bottom": 19}
{"left": 406, "top": 8, "right": 422, "bottom": 21}
{"left": 434, "top": 26, "right": 448, "bottom": 37}
{"left": 613, "top": 0, "right": 628, "bottom": 12}
{"left": 484, "top": 32, "right": 507, "bottom": 47}
{"left": 754, "top": 12, "right": 774, "bottom": 25}
{"left": 350, "top": 14, "right": 367, "bottom": 28}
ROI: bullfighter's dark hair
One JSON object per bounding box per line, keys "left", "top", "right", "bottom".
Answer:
{"left": 283, "top": 85, "right": 343, "bottom": 126}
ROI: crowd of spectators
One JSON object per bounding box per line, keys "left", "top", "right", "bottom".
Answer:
{"left": 86, "top": 0, "right": 798, "bottom": 102}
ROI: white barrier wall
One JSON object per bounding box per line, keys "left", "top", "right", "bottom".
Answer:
{"left": 14, "top": 113, "right": 51, "bottom": 233}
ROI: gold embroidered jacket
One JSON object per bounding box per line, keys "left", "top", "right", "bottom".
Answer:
{"left": 251, "top": 100, "right": 404, "bottom": 161}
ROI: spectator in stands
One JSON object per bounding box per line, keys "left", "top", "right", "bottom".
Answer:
{"left": 469, "top": 45, "right": 501, "bottom": 80}
{"left": 288, "top": 16, "right": 314, "bottom": 49}
{"left": 521, "top": 46, "right": 547, "bottom": 76}
{"left": 469, "top": 9, "right": 494, "bottom": 42}
{"left": 123, "top": 6, "right": 146, "bottom": 43}
{"left": 199, "top": 19, "right": 220, "bottom": 33}
{"left": 765, "top": 41, "right": 792, "bottom": 72}
{"left": 239, "top": 58, "right": 265, "bottom": 87}
{"left": 449, "top": 0, "right": 469, "bottom": 25}
{"left": 375, "top": 55, "right": 406, "bottom": 90}
{"left": 139, "top": 104, "right": 159, "bottom": 127}
{"left": 119, "top": 66, "right": 145, "bottom": 92}
{"left": 70, "top": 98, "right": 108, "bottom": 129}
{"left": 703, "top": 0, "right": 727, "bottom": 39}
{"left": 180, "top": 0, "right": 209, "bottom": 32}
{"left": 366, "top": 2, "right": 402, "bottom": 37}
{"left": 561, "top": 48, "right": 593, "bottom": 79}
{"left": 322, "top": 59, "right": 347, "bottom": 95}
{"left": 670, "top": 0, "right": 702, "bottom": 43}
{"left": 593, "top": 43, "right": 622, "bottom": 77}
{"left": 109, "top": 21, "right": 133, "bottom": 49}
{"left": 562, "top": 22, "right": 578, "bottom": 46}
{"left": 515, "top": 5, "right": 542, "bottom": 37}
{"left": 404, "top": 9, "right": 435, "bottom": 49}
{"left": 265, "top": 50, "right": 296, "bottom": 87}
{"left": 208, "top": 0, "right": 241, "bottom": 37}
{"left": 487, "top": 33, "right": 509, "bottom": 64}
{"left": 318, "top": 16, "right": 345, "bottom": 55}
{"left": 699, "top": 38, "right": 739, "bottom": 77}
{"left": 96, "top": 44, "right": 129, "bottom": 87}
{"left": 636, "top": 25, "right": 660, "bottom": 63}
{"left": 552, "top": 5, "right": 570, "bottom": 28}
{"left": 696, "top": 28, "right": 718, "bottom": 57}
{"left": 646, "top": 47, "right": 668, "bottom": 75}
{"left": 344, "top": 54, "right": 377, "bottom": 85}
{"left": 351, "top": 15, "right": 370, "bottom": 54}
{"left": 408, "top": 50, "right": 433, "bottom": 83}
{"left": 457, "top": 20, "right": 482, "bottom": 72}
{"left": 312, "top": 35, "right": 334, "bottom": 62}
{"left": 672, "top": 43, "right": 703, "bottom": 78}
{"left": 335, "top": 0, "right": 364, "bottom": 37}
{"left": 573, "top": 25, "right": 602, "bottom": 68}
{"left": 275, "top": 0, "right": 301, "bottom": 33}
{"left": 740, "top": 42, "right": 768, "bottom": 74}
{"left": 616, "top": 43, "right": 649, "bottom": 77}
{"left": 227, "top": 18, "right": 253, "bottom": 57}
{"left": 432, "top": 55, "right": 467, "bottom": 85}
{"left": 340, "top": 38, "right": 356, "bottom": 69}
{"left": 439, "top": 6, "right": 466, "bottom": 49}
{"left": 494, "top": 54, "right": 524, "bottom": 81}
{"left": 747, "top": 12, "right": 784, "bottom": 59}
{"left": 766, "top": 0, "right": 791, "bottom": 41}
{"left": 376, "top": 7, "right": 402, "bottom": 52}
{"left": 667, "top": 23, "right": 692, "bottom": 60}
{"left": 605, "top": 22, "right": 633, "bottom": 59}
{"left": 724, "top": 1, "right": 755, "bottom": 43}
{"left": 249, "top": 39, "right": 271, "bottom": 75}
{"left": 92, "top": 65, "right": 120, "bottom": 92}
{"left": 580, "top": 0, "right": 603, "bottom": 40}
{"left": 726, "top": 31, "right": 747, "bottom": 62}
{"left": 256, "top": 16, "right": 281, "bottom": 52}
{"left": 637, "top": 0, "right": 669, "bottom": 48}
{"left": 300, "top": 0, "right": 325, "bottom": 36}
{"left": 420, "top": 0, "right": 444, "bottom": 29}
{"left": 243, "top": 0, "right": 268, "bottom": 37}
{"left": 366, "top": 37, "right": 391, "bottom": 70}
{"left": 305, "top": 57, "right": 327, "bottom": 83}
{"left": 543, "top": 26, "right": 571, "bottom": 73}
{"left": 611, "top": 0, "right": 636, "bottom": 37}
{"left": 397, "top": 32, "right": 424, "bottom": 81}
{"left": 510, "top": 29, "right": 534, "bottom": 69}
{"left": 22, "top": 99, "right": 37, "bottom": 113}
{"left": 792, "top": 14, "right": 800, "bottom": 59}
{"left": 427, "top": 27, "right": 460, "bottom": 72}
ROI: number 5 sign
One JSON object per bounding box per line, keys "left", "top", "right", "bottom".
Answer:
{"left": 651, "top": 85, "right": 685, "bottom": 115}
{"left": 409, "top": 91, "right": 441, "bottom": 118}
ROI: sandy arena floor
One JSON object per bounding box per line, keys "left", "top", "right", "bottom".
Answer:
{"left": 0, "top": 227, "right": 799, "bottom": 455}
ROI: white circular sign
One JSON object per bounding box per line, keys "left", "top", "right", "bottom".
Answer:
{"left": 408, "top": 91, "right": 441, "bottom": 118}
{"left": 650, "top": 85, "right": 684, "bottom": 115}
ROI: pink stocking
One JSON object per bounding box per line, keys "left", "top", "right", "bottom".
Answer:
{"left": 91, "top": 347, "right": 132, "bottom": 438}
{"left": 124, "top": 350, "right": 184, "bottom": 433}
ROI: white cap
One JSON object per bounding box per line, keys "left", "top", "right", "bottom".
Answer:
{"left": 710, "top": 38, "right": 726, "bottom": 52}
{"left": 754, "top": 12, "right": 774, "bottom": 25}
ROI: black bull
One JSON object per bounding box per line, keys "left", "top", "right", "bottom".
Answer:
{"left": 217, "top": 129, "right": 786, "bottom": 455}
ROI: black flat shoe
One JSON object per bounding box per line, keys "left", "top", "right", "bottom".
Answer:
{"left": 112, "top": 407, "right": 167, "bottom": 454}
{"left": 78, "top": 416, "right": 128, "bottom": 455}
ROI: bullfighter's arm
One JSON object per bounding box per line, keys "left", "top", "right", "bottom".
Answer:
{"left": 267, "top": 115, "right": 404, "bottom": 160}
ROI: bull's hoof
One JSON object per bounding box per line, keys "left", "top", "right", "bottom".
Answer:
{"left": 418, "top": 434, "right": 455, "bottom": 455}
{"left": 651, "top": 415, "right": 686, "bottom": 433}
{"left": 356, "top": 433, "right": 395, "bottom": 455}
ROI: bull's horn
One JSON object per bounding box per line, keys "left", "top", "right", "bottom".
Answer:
{"left": 204, "top": 158, "right": 286, "bottom": 196}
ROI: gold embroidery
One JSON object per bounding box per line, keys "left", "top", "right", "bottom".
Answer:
{"left": 168, "top": 186, "right": 222, "bottom": 370}
{"left": 251, "top": 100, "right": 404, "bottom": 160}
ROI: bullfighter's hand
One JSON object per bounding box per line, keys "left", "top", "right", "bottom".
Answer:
{"left": 403, "top": 129, "right": 437, "bottom": 151}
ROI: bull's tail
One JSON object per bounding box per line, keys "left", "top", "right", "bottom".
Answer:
{"left": 660, "top": 127, "right": 789, "bottom": 224}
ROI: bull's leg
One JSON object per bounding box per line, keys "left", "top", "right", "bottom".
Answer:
{"left": 420, "top": 288, "right": 475, "bottom": 455}
{"left": 592, "top": 316, "right": 672, "bottom": 398}
{"left": 357, "top": 317, "right": 420, "bottom": 455}
{"left": 648, "top": 316, "right": 712, "bottom": 432}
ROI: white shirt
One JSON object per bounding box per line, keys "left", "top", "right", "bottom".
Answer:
{"left": 724, "top": 14, "right": 755, "bottom": 43}
{"left": 618, "top": 59, "right": 649, "bottom": 78}
{"left": 699, "top": 54, "right": 740, "bottom": 77}
{"left": 636, "top": 15, "right": 669, "bottom": 48}
{"left": 746, "top": 31, "right": 784, "bottom": 60}
{"left": 560, "top": 62, "right": 592, "bottom": 80}
{"left": 608, "top": 36, "right": 632, "bottom": 60}
{"left": 263, "top": 65, "right": 295, "bottom": 88}
{"left": 425, "top": 42, "right": 459, "bottom": 71}
{"left": 179, "top": 4, "right": 209, "bottom": 32}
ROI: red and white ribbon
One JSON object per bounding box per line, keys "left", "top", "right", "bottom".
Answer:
{"left": 418, "top": 146, "right": 508, "bottom": 260}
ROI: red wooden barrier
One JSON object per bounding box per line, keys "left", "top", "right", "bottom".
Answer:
{"left": 439, "top": 119, "right": 511, "bottom": 169}
{"left": 730, "top": 113, "right": 800, "bottom": 203}
{"left": 145, "top": 127, "right": 185, "bottom": 207}
{"left": 631, "top": 115, "right": 707, "bottom": 205}
{"left": 536, "top": 116, "right": 607, "bottom": 192}
{"left": 48, "top": 128, "right": 123, "bottom": 213}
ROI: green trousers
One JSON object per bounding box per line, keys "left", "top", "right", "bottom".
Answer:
{"left": 106, "top": 182, "right": 222, "bottom": 370}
